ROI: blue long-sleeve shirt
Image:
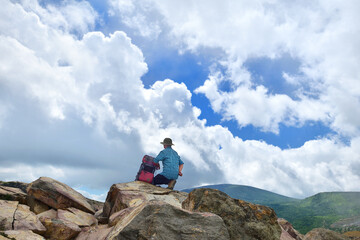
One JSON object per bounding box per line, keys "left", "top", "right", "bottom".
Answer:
{"left": 154, "top": 147, "right": 184, "bottom": 180}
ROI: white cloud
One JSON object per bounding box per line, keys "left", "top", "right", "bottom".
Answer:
{"left": 151, "top": 0, "right": 360, "bottom": 137}
{"left": 108, "top": 0, "right": 162, "bottom": 38}
{"left": 0, "top": 0, "right": 359, "bottom": 200}
{"left": 17, "top": 0, "right": 98, "bottom": 36}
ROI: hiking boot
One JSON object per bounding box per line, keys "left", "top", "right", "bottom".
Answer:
{"left": 167, "top": 180, "right": 176, "bottom": 190}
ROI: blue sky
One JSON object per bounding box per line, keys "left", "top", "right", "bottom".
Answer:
{"left": 1, "top": 0, "right": 359, "bottom": 201}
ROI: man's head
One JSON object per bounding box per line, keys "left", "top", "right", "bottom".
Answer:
{"left": 160, "top": 138, "right": 174, "bottom": 147}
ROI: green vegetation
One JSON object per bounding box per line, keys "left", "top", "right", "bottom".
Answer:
{"left": 183, "top": 184, "right": 360, "bottom": 234}
{"left": 269, "top": 192, "right": 360, "bottom": 234}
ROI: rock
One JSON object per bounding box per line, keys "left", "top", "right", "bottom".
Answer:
{"left": 37, "top": 209, "right": 57, "bottom": 222}
{"left": 27, "top": 177, "right": 95, "bottom": 214}
{"left": 107, "top": 200, "right": 230, "bottom": 240}
{"left": 108, "top": 206, "right": 137, "bottom": 227}
{"left": 75, "top": 225, "right": 114, "bottom": 240}
{"left": 303, "top": 228, "right": 350, "bottom": 240}
{"left": 3, "top": 230, "right": 45, "bottom": 240}
{"left": 13, "top": 204, "right": 46, "bottom": 233}
{"left": 0, "top": 234, "right": 7, "bottom": 240}
{"left": 0, "top": 200, "right": 18, "bottom": 231}
{"left": 0, "top": 186, "right": 27, "bottom": 204}
{"left": 86, "top": 198, "right": 104, "bottom": 212}
{"left": 278, "top": 218, "right": 303, "bottom": 240}
{"left": 26, "top": 196, "right": 50, "bottom": 215}
{"left": 57, "top": 208, "right": 97, "bottom": 227}
{"left": 182, "top": 188, "right": 281, "bottom": 240}
{"left": 0, "top": 181, "right": 28, "bottom": 193}
{"left": 41, "top": 218, "right": 81, "bottom": 240}
{"left": 102, "top": 181, "right": 188, "bottom": 221}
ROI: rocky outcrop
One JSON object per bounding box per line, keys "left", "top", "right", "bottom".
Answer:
{"left": 102, "top": 181, "right": 188, "bottom": 221}
{"left": 303, "top": 228, "right": 350, "bottom": 240}
{"left": 0, "top": 177, "right": 315, "bottom": 240}
{"left": 107, "top": 200, "right": 230, "bottom": 239}
{"left": 278, "top": 218, "right": 304, "bottom": 240}
{"left": 27, "top": 177, "right": 95, "bottom": 214}
{"left": 182, "top": 188, "right": 282, "bottom": 240}
{"left": 1, "top": 177, "right": 100, "bottom": 240}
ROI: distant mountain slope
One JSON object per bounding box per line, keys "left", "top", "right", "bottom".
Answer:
{"left": 270, "top": 192, "right": 360, "bottom": 234}
{"left": 183, "top": 184, "right": 360, "bottom": 234}
{"left": 182, "top": 184, "right": 299, "bottom": 205}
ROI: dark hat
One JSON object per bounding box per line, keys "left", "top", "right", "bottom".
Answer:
{"left": 160, "top": 138, "right": 174, "bottom": 146}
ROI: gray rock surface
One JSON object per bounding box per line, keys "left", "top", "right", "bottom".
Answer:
{"left": 107, "top": 200, "right": 230, "bottom": 240}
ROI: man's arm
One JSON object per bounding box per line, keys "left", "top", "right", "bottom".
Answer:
{"left": 178, "top": 164, "right": 184, "bottom": 176}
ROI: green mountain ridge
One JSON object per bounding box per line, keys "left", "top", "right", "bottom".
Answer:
{"left": 183, "top": 184, "right": 360, "bottom": 234}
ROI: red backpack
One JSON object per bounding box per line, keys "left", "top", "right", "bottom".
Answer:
{"left": 135, "top": 155, "right": 160, "bottom": 184}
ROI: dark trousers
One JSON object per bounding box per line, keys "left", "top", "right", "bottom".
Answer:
{"left": 153, "top": 174, "right": 171, "bottom": 185}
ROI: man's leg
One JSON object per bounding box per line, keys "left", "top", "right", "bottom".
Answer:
{"left": 153, "top": 174, "right": 171, "bottom": 185}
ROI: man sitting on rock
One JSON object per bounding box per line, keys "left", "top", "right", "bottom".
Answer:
{"left": 153, "top": 138, "right": 184, "bottom": 190}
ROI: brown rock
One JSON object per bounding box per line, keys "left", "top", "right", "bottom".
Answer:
{"left": 102, "top": 181, "right": 188, "bottom": 220}
{"left": 75, "top": 225, "right": 114, "bottom": 240}
{"left": 0, "top": 234, "right": 8, "bottom": 240}
{"left": 107, "top": 201, "right": 230, "bottom": 240}
{"left": 278, "top": 218, "right": 303, "bottom": 240}
{"left": 27, "top": 177, "right": 95, "bottom": 214}
{"left": 3, "top": 230, "right": 45, "bottom": 240}
{"left": 182, "top": 188, "right": 281, "bottom": 240}
{"left": 0, "top": 186, "right": 27, "bottom": 204}
{"left": 13, "top": 204, "right": 46, "bottom": 233}
{"left": 37, "top": 209, "right": 57, "bottom": 222}
{"left": 57, "top": 208, "right": 97, "bottom": 227}
{"left": 0, "top": 181, "right": 28, "bottom": 193}
{"left": 0, "top": 200, "right": 18, "bottom": 231}
{"left": 303, "top": 228, "right": 350, "bottom": 240}
{"left": 86, "top": 198, "right": 104, "bottom": 212}
{"left": 108, "top": 206, "right": 137, "bottom": 227}
{"left": 41, "top": 218, "right": 81, "bottom": 240}
{"left": 26, "top": 196, "right": 50, "bottom": 215}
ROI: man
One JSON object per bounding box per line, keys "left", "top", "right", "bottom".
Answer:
{"left": 153, "top": 138, "right": 184, "bottom": 190}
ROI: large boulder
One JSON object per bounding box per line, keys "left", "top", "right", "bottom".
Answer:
{"left": 0, "top": 181, "right": 28, "bottom": 193}
{"left": 182, "top": 188, "right": 281, "bottom": 240}
{"left": 303, "top": 228, "right": 350, "bottom": 240}
{"left": 27, "top": 177, "right": 95, "bottom": 214}
{"left": 0, "top": 200, "right": 18, "bottom": 230}
{"left": 0, "top": 200, "right": 45, "bottom": 233}
{"left": 41, "top": 218, "right": 81, "bottom": 240}
{"left": 0, "top": 186, "right": 27, "bottom": 204}
{"left": 106, "top": 201, "right": 230, "bottom": 240}
{"left": 13, "top": 204, "right": 46, "bottom": 233}
{"left": 57, "top": 208, "right": 97, "bottom": 227}
{"left": 278, "top": 218, "right": 303, "bottom": 240}
{"left": 102, "top": 181, "right": 188, "bottom": 221}
{"left": 26, "top": 196, "right": 51, "bottom": 215}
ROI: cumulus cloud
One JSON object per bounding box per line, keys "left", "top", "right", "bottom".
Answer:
{"left": 152, "top": 0, "right": 360, "bottom": 137}
{"left": 0, "top": 0, "right": 359, "bottom": 200}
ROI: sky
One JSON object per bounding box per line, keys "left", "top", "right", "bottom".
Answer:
{"left": 0, "top": 0, "right": 359, "bottom": 201}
